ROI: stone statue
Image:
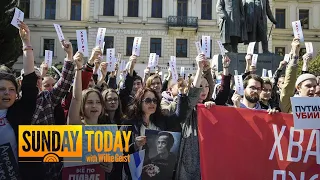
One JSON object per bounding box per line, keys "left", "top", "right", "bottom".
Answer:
{"left": 216, "top": 0, "right": 247, "bottom": 53}
{"left": 243, "top": 0, "right": 277, "bottom": 53}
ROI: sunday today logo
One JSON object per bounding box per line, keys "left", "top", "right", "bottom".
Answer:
{"left": 18, "top": 125, "right": 131, "bottom": 163}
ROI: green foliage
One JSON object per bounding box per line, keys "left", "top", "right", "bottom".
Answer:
{"left": 297, "top": 52, "right": 320, "bottom": 76}
{"left": 0, "top": 0, "right": 22, "bottom": 68}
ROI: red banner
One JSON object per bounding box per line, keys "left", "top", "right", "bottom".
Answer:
{"left": 62, "top": 164, "right": 105, "bottom": 180}
{"left": 198, "top": 105, "right": 320, "bottom": 180}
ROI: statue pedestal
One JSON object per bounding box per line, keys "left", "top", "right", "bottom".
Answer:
{"left": 217, "top": 53, "right": 283, "bottom": 76}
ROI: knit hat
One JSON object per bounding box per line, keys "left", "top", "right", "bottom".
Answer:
{"left": 295, "top": 73, "right": 317, "bottom": 88}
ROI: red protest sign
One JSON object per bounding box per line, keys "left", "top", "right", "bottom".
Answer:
{"left": 198, "top": 105, "right": 320, "bottom": 180}
{"left": 62, "top": 164, "right": 105, "bottom": 180}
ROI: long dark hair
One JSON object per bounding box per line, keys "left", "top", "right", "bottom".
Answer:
{"left": 100, "top": 88, "right": 124, "bottom": 125}
{"left": 127, "top": 87, "right": 162, "bottom": 124}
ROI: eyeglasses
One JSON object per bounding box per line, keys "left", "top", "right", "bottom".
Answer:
{"left": 247, "top": 86, "right": 261, "bottom": 91}
{"left": 142, "top": 98, "right": 157, "bottom": 104}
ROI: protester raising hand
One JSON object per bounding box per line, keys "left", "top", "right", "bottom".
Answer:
{"left": 74, "top": 52, "right": 84, "bottom": 69}
{"left": 89, "top": 46, "right": 102, "bottom": 65}
{"left": 40, "top": 62, "right": 49, "bottom": 77}
{"left": 231, "top": 91, "right": 241, "bottom": 108}
{"left": 19, "top": 21, "right": 31, "bottom": 45}
{"left": 61, "top": 41, "right": 73, "bottom": 60}
{"left": 100, "top": 62, "right": 108, "bottom": 79}
{"left": 128, "top": 55, "right": 137, "bottom": 76}
{"left": 135, "top": 136, "right": 147, "bottom": 149}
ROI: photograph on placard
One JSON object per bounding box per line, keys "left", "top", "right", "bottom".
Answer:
{"left": 142, "top": 130, "right": 181, "bottom": 180}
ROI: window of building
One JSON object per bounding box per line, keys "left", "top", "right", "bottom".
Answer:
{"left": 70, "top": 40, "right": 78, "bottom": 55}
{"left": 128, "top": 0, "right": 139, "bottom": 17}
{"left": 200, "top": 39, "right": 212, "bottom": 58}
{"left": 299, "top": 9, "right": 309, "bottom": 29}
{"left": 43, "top": 39, "right": 55, "bottom": 56}
{"left": 275, "top": 9, "right": 285, "bottom": 29}
{"left": 71, "top": 0, "right": 81, "bottom": 20}
{"left": 177, "top": 0, "right": 187, "bottom": 16}
{"left": 103, "top": 36, "right": 114, "bottom": 55}
{"left": 151, "top": 0, "right": 162, "bottom": 18}
{"left": 45, "top": 0, "right": 56, "bottom": 20}
{"left": 104, "top": 0, "right": 115, "bottom": 16}
{"left": 126, "top": 37, "right": 134, "bottom": 56}
{"left": 176, "top": 39, "right": 188, "bottom": 57}
{"left": 201, "top": 0, "right": 212, "bottom": 20}
{"left": 150, "top": 38, "right": 162, "bottom": 57}
{"left": 275, "top": 47, "right": 285, "bottom": 56}
{"left": 299, "top": 48, "right": 306, "bottom": 58}
{"left": 19, "top": 0, "right": 30, "bottom": 18}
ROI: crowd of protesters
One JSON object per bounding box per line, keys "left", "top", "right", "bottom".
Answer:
{"left": 1, "top": 21, "right": 318, "bottom": 180}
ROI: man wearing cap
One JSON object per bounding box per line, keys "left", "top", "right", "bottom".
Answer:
{"left": 280, "top": 38, "right": 314, "bottom": 113}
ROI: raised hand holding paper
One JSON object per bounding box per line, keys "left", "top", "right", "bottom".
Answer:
{"left": 202, "top": 36, "right": 211, "bottom": 58}
{"left": 76, "top": 30, "right": 89, "bottom": 57}
{"left": 234, "top": 75, "right": 244, "bottom": 95}
{"left": 251, "top": 54, "right": 258, "bottom": 67}
{"left": 292, "top": 21, "right": 304, "bottom": 42}
{"left": 95, "top": 28, "right": 106, "bottom": 49}
{"left": 247, "top": 42, "right": 256, "bottom": 55}
{"left": 217, "top": 41, "right": 225, "bottom": 56}
{"left": 195, "top": 41, "right": 203, "bottom": 55}
{"left": 132, "top": 37, "right": 142, "bottom": 56}
{"left": 11, "top": 8, "right": 24, "bottom": 29}
{"left": 54, "top": 24, "right": 65, "bottom": 41}
{"left": 45, "top": 50, "right": 53, "bottom": 68}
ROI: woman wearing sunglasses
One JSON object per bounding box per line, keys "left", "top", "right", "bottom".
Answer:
{"left": 120, "top": 82, "right": 188, "bottom": 179}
